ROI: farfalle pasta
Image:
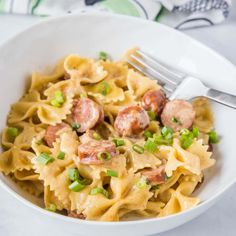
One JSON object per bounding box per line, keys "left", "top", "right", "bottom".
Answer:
{"left": 0, "top": 50, "right": 218, "bottom": 221}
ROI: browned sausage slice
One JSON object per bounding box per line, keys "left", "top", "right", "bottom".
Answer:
{"left": 114, "top": 106, "right": 149, "bottom": 137}
{"left": 78, "top": 140, "right": 116, "bottom": 165}
{"left": 72, "top": 98, "right": 104, "bottom": 133}
{"left": 142, "top": 166, "right": 166, "bottom": 185}
{"left": 142, "top": 89, "right": 166, "bottom": 115}
{"left": 161, "top": 99, "right": 195, "bottom": 132}
{"left": 44, "top": 123, "right": 69, "bottom": 147}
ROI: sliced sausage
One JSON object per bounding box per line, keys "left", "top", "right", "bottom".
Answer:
{"left": 142, "top": 166, "right": 166, "bottom": 185}
{"left": 161, "top": 99, "right": 195, "bottom": 132}
{"left": 114, "top": 106, "right": 149, "bottom": 137}
{"left": 44, "top": 123, "right": 69, "bottom": 147}
{"left": 78, "top": 140, "right": 116, "bottom": 165}
{"left": 142, "top": 89, "right": 166, "bottom": 115}
{"left": 72, "top": 98, "right": 104, "bottom": 133}
{"left": 68, "top": 211, "right": 85, "bottom": 219}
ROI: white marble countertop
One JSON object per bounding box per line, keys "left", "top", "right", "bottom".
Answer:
{"left": 0, "top": 8, "right": 236, "bottom": 236}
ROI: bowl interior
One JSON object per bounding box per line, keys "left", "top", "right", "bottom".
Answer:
{"left": 0, "top": 13, "right": 236, "bottom": 211}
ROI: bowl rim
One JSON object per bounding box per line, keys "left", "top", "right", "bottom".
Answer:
{"left": 0, "top": 11, "right": 235, "bottom": 225}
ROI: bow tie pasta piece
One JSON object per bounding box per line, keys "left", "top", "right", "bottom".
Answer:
{"left": 100, "top": 61, "right": 128, "bottom": 88}
{"left": 104, "top": 91, "right": 137, "bottom": 116}
{"left": 163, "top": 139, "right": 201, "bottom": 177}
{"left": 192, "top": 97, "right": 214, "bottom": 133}
{"left": 32, "top": 130, "right": 78, "bottom": 208}
{"left": 83, "top": 79, "right": 125, "bottom": 104}
{"left": 13, "top": 169, "right": 39, "bottom": 181}
{"left": 8, "top": 89, "right": 74, "bottom": 125}
{"left": 29, "top": 58, "right": 65, "bottom": 92}
{"left": 64, "top": 54, "right": 107, "bottom": 83}
{"left": 44, "top": 186, "right": 68, "bottom": 211}
{"left": 187, "top": 139, "right": 215, "bottom": 170}
{"left": 159, "top": 175, "right": 201, "bottom": 217}
{"left": 0, "top": 122, "right": 43, "bottom": 174}
{"left": 127, "top": 69, "right": 160, "bottom": 99}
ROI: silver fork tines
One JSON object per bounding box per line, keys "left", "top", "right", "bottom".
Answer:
{"left": 127, "top": 49, "right": 236, "bottom": 109}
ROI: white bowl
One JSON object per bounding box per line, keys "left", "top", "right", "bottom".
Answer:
{"left": 0, "top": 13, "right": 236, "bottom": 236}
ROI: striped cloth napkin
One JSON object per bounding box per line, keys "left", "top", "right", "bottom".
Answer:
{"left": 0, "top": 0, "right": 232, "bottom": 29}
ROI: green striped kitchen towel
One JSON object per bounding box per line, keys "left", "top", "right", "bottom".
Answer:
{"left": 0, "top": 0, "right": 232, "bottom": 29}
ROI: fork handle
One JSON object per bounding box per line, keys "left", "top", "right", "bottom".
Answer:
{"left": 206, "top": 88, "right": 236, "bottom": 109}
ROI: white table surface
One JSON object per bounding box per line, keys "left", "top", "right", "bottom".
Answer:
{"left": 0, "top": 8, "right": 236, "bottom": 236}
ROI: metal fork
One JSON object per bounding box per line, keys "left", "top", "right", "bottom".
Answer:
{"left": 127, "top": 49, "right": 236, "bottom": 109}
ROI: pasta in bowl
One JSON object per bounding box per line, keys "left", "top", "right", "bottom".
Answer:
{"left": 0, "top": 50, "right": 218, "bottom": 222}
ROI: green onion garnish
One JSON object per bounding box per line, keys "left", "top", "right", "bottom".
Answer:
{"left": 144, "top": 130, "right": 153, "bottom": 140}
{"left": 71, "top": 122, "right": 81, "bottom": 130}
{"left": 69, "top": 180, "right": 85, "bottom": 192}
{"left": 208, "top": 131, "right": 219, "bottom": 144}
{"left": 180, "top": 132, "right": 194, "bottom": 149}
{"left": 151, "top": 185, "right": 160, "bottom": 190}
{"left": 147, "top": 111, "right": 156, "bottom": 121}
{"left": 90, "top": 187, "right": 109, "bottom": 198}
{"left": 97, "top": 151, "right": 111, "bottom": 161}
{"left": 144, "top": 138, "right": 158, "bottom": 153}
{"left": 46, "top": 203, "right": 57, "bottom": 212}
{"left": 50, "top": 91, "right": 65, "bottom": 107}
{"left": 153, "top": 134, "right": 173, "bottom": 145}
{"left": 7, "top": 127, "right": 18, "bottom": 138}
{"left": 161, "top": 126, "right": 173, "bottom": 138}
{"left": 57, "top": 151, "right": 65, "bottom": 160}
{"left": 192, "top": 127, "right": 199, "bottom": 138}
{"left": 99, "top": 51, "right": 108, "bottom": 60}
{"left": 171, "top": 116, "right": 182, "bottom": 125}
{"left": 93, "top": 132, "right": 102, "bottom": 140}
{"left": 80, "top": 93, "right": 86, "bottom": 98}
{"left": 113, "top": 139, "right": 125, "bottom": 147}
{"left": 36, "top": 153, "right": 54, "bottom": 165}
{"left": 68, "top": 168, "right": 79, "bottom": 181}
{"left": 132, "top": 144, "right": 144, "bottom": 154}
{"left": 106, "top": 169, "right": 118, "bottom": 177}
{"left": 98, "top": 81, "right": 111, "bottom": 96}
{"left": 136, "top": 178, "right": 148, "bottom": 189}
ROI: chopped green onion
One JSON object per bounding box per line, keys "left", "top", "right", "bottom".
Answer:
{"left": 93, "top": 132, "right": 102, "bottom": 140}
{"left": 36, "top": 153, "right": 54, "bottom": 165}
{"left": 132, "top": 144, "right": 144, "bottom": 154}
{"left": 180, "top": 128, "right": 190, "bottom": 135}
{"left": 46, "top": 203, "right": 57, "bottom": 212}
{"left": 80, "top": 93, "right": 86, "bottom": 98}
{"left": 71, "top": 122, "right": 80, "bottom": 130}
{"left": 68, "top": 168, "right": 79, "bottom": 181}
{"left": 171, "top": 117, "right": 182, "bottom": 125}
{"left": 208, "top": 131, "right": 219, "bottom": 144}
{"left": 165, "top": 173, "right": 172, "bottom": 180}
{"left": 7, "top": 127, "right": 18, "bottom": 138}
{"left": 161, "top": 126, "right": 173, "bottom": 138}
{"left": 144, "top": 130, "right": 153, "bottom": 140}
{"left": 136, "top": 178, "right": 148, "bottom": 189}
{"left": 69, "top": 180, "right": 85, "bottom": 192}
{"left": 106, "top": 169, "right": 118, "bottom": 177}
{"left": 98, "top": 81, "right": 111, "bottom": 96}
{"left": 153, "top": 134, "right": 173, "bottom": 145}
{"left": 50, "top": 91, "right": 65, "bottom": 107}
{"left": 192, "top": 127, "right": 199, "bottom": 138}
{"left": 151, "top": 185, "right": 160, "bottom": 190}
{"left": 144, "top": 138, "right": 158, "bottom": 153}
{"left": 147, "top": 111, "right": 156, "bottom": 121}
{"left": 57, "top": 151, "right": 65, "bottom": 160}
{"left": 99, "top": 51, "right": 108, "bottom": 60}
{"left": 97, "top": 151, "right": 111, "bottom": 161}
{"left": 90, "top": 187, "right": 109, "bottom": 198}
{"left": 180, "top": 132, "right": 194, "bottom": 149}
{"left": 113, "top": 139, "right": 125, "bottom": 147}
